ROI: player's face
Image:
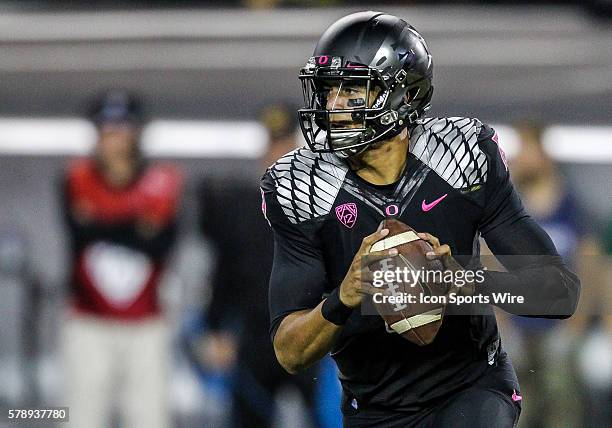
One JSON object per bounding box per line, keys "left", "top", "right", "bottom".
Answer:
{"left": 324, "top": 81, "right": 380, "bottom": 129}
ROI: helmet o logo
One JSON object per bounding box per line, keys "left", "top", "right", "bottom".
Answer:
{"left": 385, "top": 204, "right": 399, "bottom": 216}
{"left": 318, "top": 56, "right": 329, "bottom": 65}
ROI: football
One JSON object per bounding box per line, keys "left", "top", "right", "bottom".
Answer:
{"left": 368, "top": 218, "right": 446, "bottom": 346}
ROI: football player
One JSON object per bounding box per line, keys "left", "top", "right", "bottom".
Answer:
{"left": 60, "top": 90, "right": 182, "bottom": 428}
{"left": 261, "top": 11, "right": 580, "bottom": 427}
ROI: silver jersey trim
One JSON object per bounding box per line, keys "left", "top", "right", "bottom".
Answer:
{"left": 269, "top": 148, "right": 348, "bottom": 224}
{"left": 269, "top": 117, "right": 487, "bottom": 224}
{"left": 410, "top": 117, "right": 487, "bottom": 189}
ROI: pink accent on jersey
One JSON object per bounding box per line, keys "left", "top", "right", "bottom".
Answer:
{"left": 385, "top": 204, "right": 399, "bottom": 216}
{"left": 335, "top": 203, "right": 358, "bottom": 228}
{"left": 261, "top": 188, "right": 267, "bottom": 218}
{"left": 421, "top": 194, "right": 448, "bottom": 212}
{"left": 492, "top": 131, "right": 509, "bottom": 171}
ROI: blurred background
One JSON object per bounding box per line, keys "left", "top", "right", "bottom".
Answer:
{"left": 0, "top": 1, "right": 610, "bottom": 428}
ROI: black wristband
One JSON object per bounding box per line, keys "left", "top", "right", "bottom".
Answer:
{"left": 321, "top": 288, "right": 353, "bottom": 325}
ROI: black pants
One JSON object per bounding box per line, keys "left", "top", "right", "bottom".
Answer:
{"left": 343, "top": 353, "right": 522, "bottom": 428}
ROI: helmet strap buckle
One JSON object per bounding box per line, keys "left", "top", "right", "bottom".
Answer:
{"left": 407, "top": 109, "right": 420, "bottom": 124}
{"left": 395, "top": 69, "right": 407, "bottom": 84}
{"left": 380, "top": 110, "right": 399, "bottom": 125}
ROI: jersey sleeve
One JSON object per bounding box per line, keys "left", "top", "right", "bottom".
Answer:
{"left": 261, "top": 170, "right": 329, "bottom": 340}
{"left": 477, "top": 124, "right": 558, "bottom": 257}
{"left": 475, "top": 124, "right": 580, "bottom": 317}
{"left": 478, "top": 124, "right": 526, "bottom": 239}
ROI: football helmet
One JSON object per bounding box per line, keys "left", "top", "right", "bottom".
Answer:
{"left": 298, "top": 11, "right": 433, "bottom": 157}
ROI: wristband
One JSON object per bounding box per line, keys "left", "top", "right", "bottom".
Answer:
{"left": 321, "top": 288, "right": 353, "bottom": 325}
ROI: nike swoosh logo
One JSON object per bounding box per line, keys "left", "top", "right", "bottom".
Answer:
{"left": 421, "top": 193, "right": 448, "bottom": 212}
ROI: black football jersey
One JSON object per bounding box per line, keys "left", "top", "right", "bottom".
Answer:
{"left": 261, "top": 117, "right": 578, "bottom": 411}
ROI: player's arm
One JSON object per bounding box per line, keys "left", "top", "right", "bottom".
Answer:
{"left": 478, "top": 213, "right": 580, "bottom": 317}
{"left": 425, "top": 124, "right": 580, "bottom": 317}
{"left": 262, "top": 173, "right": 392, "bottom": 374}
{"left": 273, "top": 305, "right": 340, "bottom": 375}
{"left": 272, "top": 228, "right": 393, "bottom": 374}
{"left": 477, "top": 125, "right": 580, "bottom": 317}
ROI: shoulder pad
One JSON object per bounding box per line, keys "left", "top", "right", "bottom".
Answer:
{"left": 410, "top": 117, "right": 487, "bottom": 189}
{"left": 267, "top": 148, "right": 348, "bottom": 224}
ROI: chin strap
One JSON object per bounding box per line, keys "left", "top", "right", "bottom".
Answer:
{"left": 328, "top": 105, "right": 426, "bottom": 158}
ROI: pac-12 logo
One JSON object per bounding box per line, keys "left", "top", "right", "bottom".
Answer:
{"left": 335, "top": 203, "right": 357, "bottom": 228}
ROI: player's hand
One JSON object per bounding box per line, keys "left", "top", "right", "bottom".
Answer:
{"left": 417, "top": 232, "right": 475, "bottom": 296}
{"left": 339, "top": 226, "right": 398, "bottom": 308}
